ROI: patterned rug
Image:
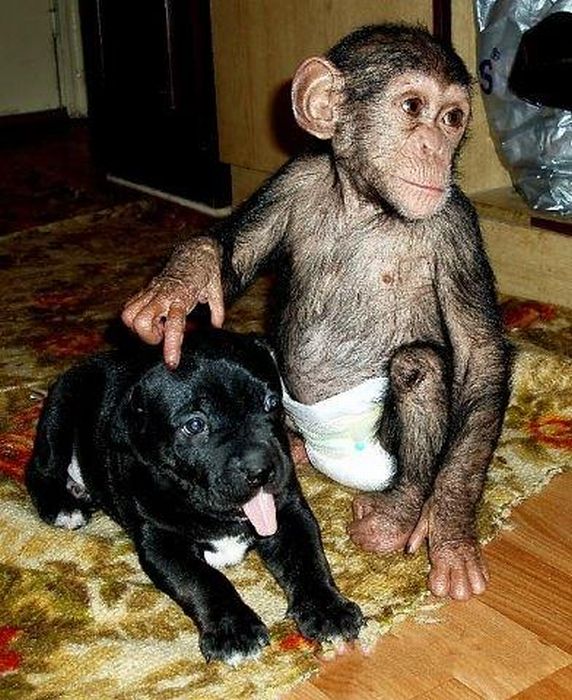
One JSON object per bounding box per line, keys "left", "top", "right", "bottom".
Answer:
{"left": 0, "top": 202, "right": 570, "bottom": 699}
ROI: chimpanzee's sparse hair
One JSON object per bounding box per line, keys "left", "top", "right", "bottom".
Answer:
{"left": 326, "top": 24, "right": 473, "bottom": 102}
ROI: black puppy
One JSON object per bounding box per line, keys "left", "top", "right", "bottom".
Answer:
{"left": 26, "top": 330, "right": 363, "bottom": 664}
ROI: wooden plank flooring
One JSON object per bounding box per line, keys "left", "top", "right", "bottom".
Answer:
{"left": 288, "top": 470, "right": 572, "bottom": 699}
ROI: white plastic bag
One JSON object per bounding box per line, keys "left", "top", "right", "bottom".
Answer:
{"left": 476, "top": 0, "right": 572, "bottom": 213}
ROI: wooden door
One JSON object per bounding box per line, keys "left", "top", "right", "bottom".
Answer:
{"left": 81, "top": 0, "right": 230, "bottom": 209}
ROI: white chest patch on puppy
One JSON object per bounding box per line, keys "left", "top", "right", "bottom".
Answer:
{"left": 65, "top": 448, "right": 90, "bottom": 500}
{"left": 204, "top": 536, "right": 250, "bottom": 569}
{"left": 54, "top": 509, "right": 87, "bottom": 530}
{"left": 67, "top": 450, "right": 85, "bottom": 488}
{"left": 55, "top": 449, "right": 91, "bottom": 528}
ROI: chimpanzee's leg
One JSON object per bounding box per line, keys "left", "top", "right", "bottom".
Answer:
{"left": 348, "top": 343, "right": 449, "bottom": 553}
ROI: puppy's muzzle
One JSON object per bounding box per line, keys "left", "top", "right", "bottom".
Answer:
{"left": 231, "top": 447, "right": 276, "bottom": 488}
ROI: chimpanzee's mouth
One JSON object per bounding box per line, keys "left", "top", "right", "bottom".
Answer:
{"left": 396, "top": 176, "right": 444, "bottom": 193}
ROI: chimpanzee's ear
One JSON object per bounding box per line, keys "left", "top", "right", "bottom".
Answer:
{"left": 291, "top": 57, "right": 344, "bottom": 140}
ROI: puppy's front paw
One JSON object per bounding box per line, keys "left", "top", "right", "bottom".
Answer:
{"left": 200, "top": 611, "right": 270, "bottom": 665}
{"left": 54, "top": 509, "right": 89, "bottom": 530}
{"left": 290, "top": 591, "right": 364, "bottom": 643}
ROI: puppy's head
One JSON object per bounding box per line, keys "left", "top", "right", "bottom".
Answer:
{"left": 125, "top": 330, "right": 293, "bottom": 536}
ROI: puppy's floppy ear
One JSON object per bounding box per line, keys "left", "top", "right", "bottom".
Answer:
{"left": 248, "top": 334, "right": 283, "bottom": 388}
{"left": 115, "top": 382, "right": 157, "bottom": 466}
{"left": 249, "top": 334, "right": 277, "bottom": 362}
{"left": 248, "top": 332, "right": 271, "bottom": 351}
{"left": 124, "top": 383, "right": 148, "bottom": 435}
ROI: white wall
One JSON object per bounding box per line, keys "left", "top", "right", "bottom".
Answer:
{"left": 0, "top": 0, "right": 60, "bottom": 116}
{"left": 0, "top": 0, "right": 87, "bottom": 117}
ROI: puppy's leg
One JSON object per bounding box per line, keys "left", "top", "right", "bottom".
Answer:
{"left": 257, "top": 489, "right": 364, "bottom": 643}
{"left": 26, "top": 372, "right": 93, "bottom": 529}
{"left": 136, "top": 524, "right": 269, "bottom": 664}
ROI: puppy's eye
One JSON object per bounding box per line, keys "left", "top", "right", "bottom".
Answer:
{"left": 264, "top": 393, "right": 280, "bottom": 413}
{"left": 182, "top": 415, "right": 207, "bottom": 436}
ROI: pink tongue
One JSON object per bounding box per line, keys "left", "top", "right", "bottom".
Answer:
{"left": 242, "top": 489, "right": 277, "bottom": 536}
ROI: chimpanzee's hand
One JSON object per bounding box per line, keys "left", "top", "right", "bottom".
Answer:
{"left": 427, "top": 538, "right": 489, "bottom": 600}
{"left": 121, "top": 238, "right": 224, "bottom": 368}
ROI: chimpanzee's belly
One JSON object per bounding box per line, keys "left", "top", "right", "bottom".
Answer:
{"left": 276, "top": 256, "right": 443, "bottom": 404}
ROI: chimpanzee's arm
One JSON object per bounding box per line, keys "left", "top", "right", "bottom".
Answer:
{"left": 432, "top": 197, "right": 510, "bottom": 549}
{"left": 122, "top": 159, "right": 301, "bottom": 366}
{"left": 213, "top": 166, "right": 295, "bottom": 301}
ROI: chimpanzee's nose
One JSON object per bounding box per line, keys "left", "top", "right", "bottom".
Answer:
{"left": 245, "top": 464, "right": 274, "bottom": 487}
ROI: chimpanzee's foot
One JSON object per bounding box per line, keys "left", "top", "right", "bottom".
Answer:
{"left": 348, "top": 490, "right": 423, "bottom": 553}
{"left": 349, "top": 495, "right": 489, "bottom": 600}
{"left": 428, "top": 537, "right": 489, "bottom": 600}
{"left": 288, "top": 434, "right": 309, "bottom": 466}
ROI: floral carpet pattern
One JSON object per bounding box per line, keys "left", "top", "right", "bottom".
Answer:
{"left": 0, "top": 203, "right": 570, "bottom": 699}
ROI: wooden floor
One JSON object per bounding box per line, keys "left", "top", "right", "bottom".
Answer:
{"left": 289, "top": 469, "right": 572, "bottom": 700}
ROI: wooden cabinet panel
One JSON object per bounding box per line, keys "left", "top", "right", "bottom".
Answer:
{"left": 211, "top": 0, "right": 433, "bottom": 174}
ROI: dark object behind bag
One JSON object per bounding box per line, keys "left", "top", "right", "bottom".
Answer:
{"left": 509, "top": 12, "right": 572, "bottom": 111}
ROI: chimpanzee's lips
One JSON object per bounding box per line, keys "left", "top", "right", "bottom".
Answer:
{"left": 396, "top": 176, "right": 445, "bottom": 193}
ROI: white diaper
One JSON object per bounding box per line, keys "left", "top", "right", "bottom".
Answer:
{"left": 282, "top": 376, "right": 396, "bottom": 491}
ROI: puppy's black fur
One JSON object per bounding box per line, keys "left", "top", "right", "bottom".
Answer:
{"left": 26, "top": 329, "right": 363, "bottom": 663}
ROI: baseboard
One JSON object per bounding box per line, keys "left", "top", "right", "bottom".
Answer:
{"left": 107, "top": 176, "right": 232, "bottom": 218}
{"left": 0, "top": 109, "right": 71, "bottom": 142}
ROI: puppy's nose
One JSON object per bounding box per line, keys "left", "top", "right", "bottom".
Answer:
{"left": 245, "top": 464, "right": 273, "bottom": 487}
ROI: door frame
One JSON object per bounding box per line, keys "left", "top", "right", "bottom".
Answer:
{"left": 53, "top": 0, "right": 88, "bottom": 117}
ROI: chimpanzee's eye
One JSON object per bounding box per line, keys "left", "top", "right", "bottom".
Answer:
{"left": 402, "top": 97, "right": 423, "bottom": 117}
{"left": 264, "top": 393, "right": 280, "bottom": 413}
{"left": 443, "top": 108, "right": 465, "bottom": 128}
{"left": 182, "top": 415, "right": 207, "bottom": 436}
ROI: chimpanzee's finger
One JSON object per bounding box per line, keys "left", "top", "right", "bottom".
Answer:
{"left": 206, "top": 278, "right": 225, "bottom": 328}
{"left": 163, "top": 303, "right": 187, "bottom": 368}
{"left": 121, "top": 288, "right": 156, "bottom": 329}
{"left": 129, "top": 299, "right": 171, "bottom": 344}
